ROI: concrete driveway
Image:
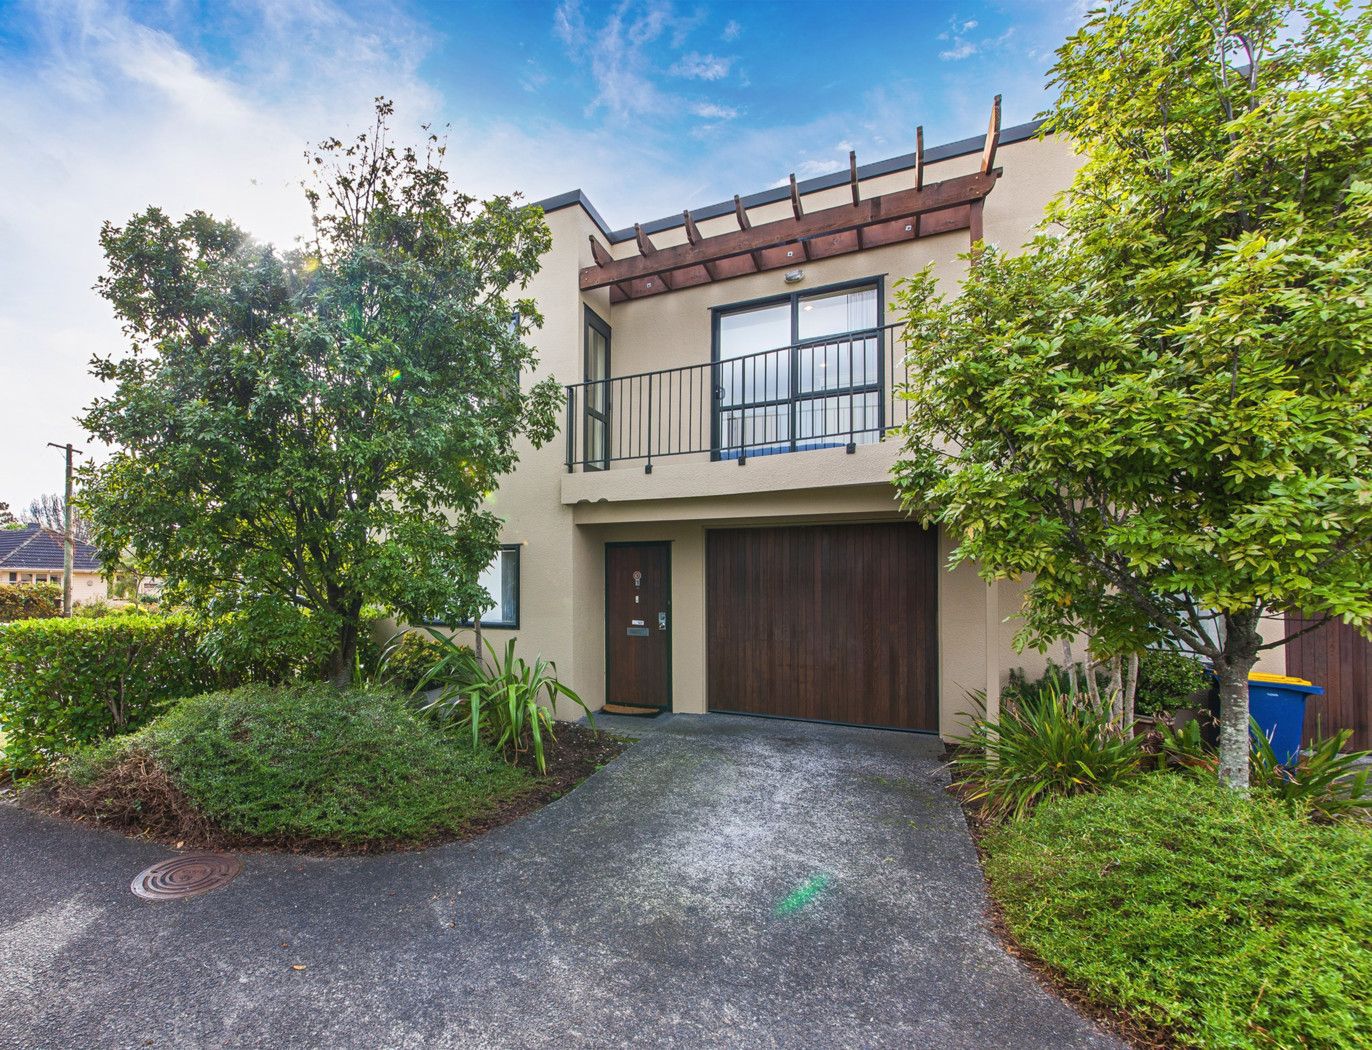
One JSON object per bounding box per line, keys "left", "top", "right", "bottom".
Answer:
{"left": 0, "top": 714, "right": 1119, "bottom": 1049}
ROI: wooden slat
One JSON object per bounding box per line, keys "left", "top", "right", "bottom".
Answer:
{"left": 588, "top": 236, "right": 633, "bottom": 301}
{"left": 848, "top": 151, "right": 861, "bottom": 206}
{"left": 580, "top": 168, "right": 999, "bottom": 292}
{"left": 915, "top": 125, "right": 925, "bottom": 191}
{"left": 913, "top": 125, "right": 924, "bottom": 236}
{"left": 733, "top": 194, "right": 751, "bottom": 230}
{"left": 588, "top": 235, "right": 614, "bottom": 267}
{"left": 1286, "top": 613, "right": 1372, "bottom": 749}
{"left": 981, "top": 94, "right": 1002, "bottom": 174}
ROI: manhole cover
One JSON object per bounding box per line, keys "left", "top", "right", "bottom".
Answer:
{"left": 131, "top": 853, "right": 242, "bottom": 901}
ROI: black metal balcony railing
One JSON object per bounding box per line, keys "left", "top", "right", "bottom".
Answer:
{"left": 565, "top": 322, "right": 910, "bottom": 473}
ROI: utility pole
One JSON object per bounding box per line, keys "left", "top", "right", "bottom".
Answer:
{"left": 46, "top": 442, "right": 83, "bottom": 616}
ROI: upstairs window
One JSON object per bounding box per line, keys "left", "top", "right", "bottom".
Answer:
{"left": 713, "top": 279, "right": 883, "bottom": 459}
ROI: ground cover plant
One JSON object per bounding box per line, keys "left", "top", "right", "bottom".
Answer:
{"left": 983, "top": 776, "right": 1372, "bottom": 1048}
{"left": 53, "top": 683, "right": 533, "bottom": 850}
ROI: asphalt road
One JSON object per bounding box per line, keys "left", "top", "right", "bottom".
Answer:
{"left": 0, "top": 714, "right": 1119, "bottom": 1049}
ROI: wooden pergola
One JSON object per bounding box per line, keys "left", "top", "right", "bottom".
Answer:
{"left": 582, "top": 96, "right": 1003, "bottom": 303}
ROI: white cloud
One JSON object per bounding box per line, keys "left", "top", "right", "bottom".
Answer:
{"left": 938, "top": 17, "right": 1017, "bottom": 62}
{"left": 939, "top": 41, "right": 979, "bottom": 60}
{"left": 722, "top": 19, "right": 741, "bottom": 42}
{"left": 690, "top": 102, "right": 739, "bottom": 120}
{"left": 554, "top": 0, "right": 585, "bottom": 46}
{"left": 670, "top": 51, "right": 732, "bottom": 80}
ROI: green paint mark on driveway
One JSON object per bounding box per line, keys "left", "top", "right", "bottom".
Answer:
{"left": 774, "top": 873, "right": 833, "bottom": 917}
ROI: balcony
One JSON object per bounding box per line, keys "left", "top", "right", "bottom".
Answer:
{"left": 564, "top": 322, "right": 910, "bottom": 476}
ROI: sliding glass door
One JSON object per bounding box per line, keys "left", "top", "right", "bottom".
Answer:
{"left": 713, "top": 280, "right": 881, "bottom": 459}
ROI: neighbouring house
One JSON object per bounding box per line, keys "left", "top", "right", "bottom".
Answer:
{"left": 0, "top": 524, "right": 105, "bottom": 604}
{"left": 457, "top": 105, "right": 1362, "bottom": 744}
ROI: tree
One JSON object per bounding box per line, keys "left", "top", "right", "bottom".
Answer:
{"left": 80, "top": 100, "right": 562, "bottom": 685}
{"left": 21, "top": 493, "right": 91, "bottom": 544}
{"left": 0, "top": 502, "right": 18, "bottom": 528}
{"left": 891, "top": 0, "right": 1372, "bottom": 790}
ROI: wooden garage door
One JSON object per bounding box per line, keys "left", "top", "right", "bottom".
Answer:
{"left": 707, "top": 523, "right": 938, "bottom": 731}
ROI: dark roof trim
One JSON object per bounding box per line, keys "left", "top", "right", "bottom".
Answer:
{"left": 533, "top": 118, "right": 1046, "bottom": 245}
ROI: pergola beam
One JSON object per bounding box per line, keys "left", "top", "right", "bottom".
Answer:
{"left": 580, "top": 168, "right": 999, "bottom": 293}
{"left": 682, "top": 210, "right": 721, "bottom": 280}
{"left": 587, "top": 236, "right": 631, "bottom": 300}
{"left": 732, "top": 194, "right": 764, "bottom": 271}
{"left": 788, "top": 174, "right": 810, "bottom": 260}
{"left": 981, "top": 95, "right": 1002, "bottom": 174}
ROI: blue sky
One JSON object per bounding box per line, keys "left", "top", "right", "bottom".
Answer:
{"left": 0, "top": 0, "right": 1087, "bottom": 505}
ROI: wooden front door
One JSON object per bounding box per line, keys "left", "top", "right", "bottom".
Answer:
{"left": 606, "top": 543, "right": 671, "bottom": 709}
{"left": 707, "top": 523, "right": 938, "bottom": 731}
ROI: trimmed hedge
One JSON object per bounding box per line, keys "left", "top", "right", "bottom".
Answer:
{"left": 0, "top": 583, "right": 62, "bottom": 622}
{"left": 0, "top": 615, "right": 221, "bottom": 772}
{"left": 0, "top": 611, "right": 384, "bottom": 773}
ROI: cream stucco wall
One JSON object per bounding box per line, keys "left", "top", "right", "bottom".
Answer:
{"left": 474, "top": 130, "right": 1214, "bottom": 737}
{"left": 0, "top": 570, "right": 103, "bottom": 603}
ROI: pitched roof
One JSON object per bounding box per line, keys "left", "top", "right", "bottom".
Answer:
{"left": 0, "top": 525, "right": 101, "bottom": 572}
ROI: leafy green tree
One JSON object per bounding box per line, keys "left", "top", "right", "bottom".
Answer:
{"left": 80, "top": 101, "right": 561, "bottom": 685}
{"left": 892, "top": 0, "right": 1372, "bottom": 789}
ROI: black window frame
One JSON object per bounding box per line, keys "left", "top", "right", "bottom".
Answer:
{"left": 583, "top": 306, "right": 612, "bottom": 472}
{"left": 709, "top": 275, "right": 885, "bottom": 460}
{"left": 427, "top": 544, "right": 522, "bottom": 630}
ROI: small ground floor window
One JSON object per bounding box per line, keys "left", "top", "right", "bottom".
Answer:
{"left": 460, "top": 545, "right": 521, "bottom": 629}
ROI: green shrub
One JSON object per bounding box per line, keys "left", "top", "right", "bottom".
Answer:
{"left": 69, "top": 683, "right": 530, "bottom": 846}
{"left": 376, "top": 629, "right": 475, "bottom": 693}
{"left": 983, "top": 776, "right": 1372, "bottom": 1048}
{"left": 0, "top": 583, "right": 62, "bottom": 622}
{"left": 421, "top": 634, "right": 592, "bottom": 774}
{"left": 0, "top": 615, "right": 219, "bottom": 772}
{"left": 1134, "top": 647, "right": 1209, "bottom": 716}
{"left": 952, "top": 686, "right": 1145, "bottom": 820}
{"left": 0, "top": 607, "right": 383, "bottom": 773}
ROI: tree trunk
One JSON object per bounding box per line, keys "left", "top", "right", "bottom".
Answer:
{"left": 1062, "top": 638, "right": 1078, "bottom": 701}
{"left": 1215, "top": 608, "right": 1263, "bottom": 791}
{"left": 1108, "top": 655, "right": 1124, "bottom": 725}
{"left": 1123, "top": 652, "right": 1139, "bottom": 729}
{"left": 328, "top": 615, "right": 360, "bottom": 689}
{"left": 1084, "top": 653, "right": 1101, "bottom": 707}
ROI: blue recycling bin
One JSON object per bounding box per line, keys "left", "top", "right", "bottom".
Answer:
{"left": 1247, "top": 674, "right": 1325, "bottom": 765}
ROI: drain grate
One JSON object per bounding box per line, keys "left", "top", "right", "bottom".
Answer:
{"left": 131, "top": 853, "right": 242, "bottom": 901}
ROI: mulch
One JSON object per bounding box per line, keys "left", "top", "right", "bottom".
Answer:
{"left": 941, "top": 743, "right": 1179, "bottom": 1050}
{"left": 22, "top": 723, "right": 629, "bottom": 858}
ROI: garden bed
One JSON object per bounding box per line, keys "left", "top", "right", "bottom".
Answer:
{"left": 23, "top": 683, "right": 628, "bottom": 856}
{"left": 954, "top": 771, "right": 1372, "bottom": 1049}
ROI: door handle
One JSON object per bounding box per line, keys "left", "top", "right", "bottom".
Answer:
{"left": 658, "top": 611, "right": 667, "bottom": 631}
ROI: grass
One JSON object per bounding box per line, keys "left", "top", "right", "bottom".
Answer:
{"left": 982, "top": 774, "right": 1372, "bottom": 1048}
{"left": 63, "top": 682, "right": 531, "bottom": 848}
